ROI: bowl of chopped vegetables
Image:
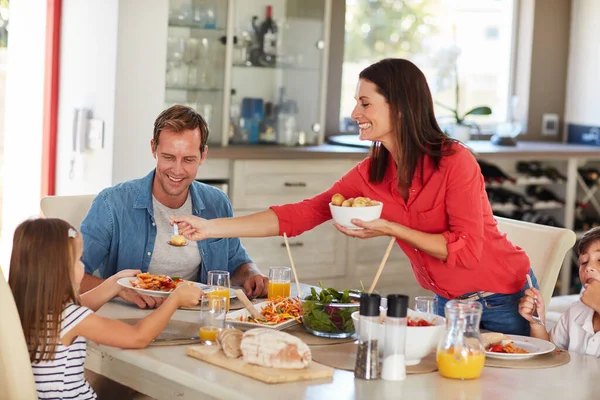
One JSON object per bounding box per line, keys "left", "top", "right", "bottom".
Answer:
{"left": 301, "top": 286, "right": 360, "bottom": 338}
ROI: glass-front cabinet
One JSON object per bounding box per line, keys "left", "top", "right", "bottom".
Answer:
{"left": 165, "top": 0, "right": 331, "bottom": 147}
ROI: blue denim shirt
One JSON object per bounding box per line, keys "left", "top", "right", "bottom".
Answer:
{"left": 81, "top": 170, "right": 253, "bottom": 283}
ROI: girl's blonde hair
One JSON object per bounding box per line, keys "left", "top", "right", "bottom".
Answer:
{"left": 8, "top": 218, "right": 81, "bottom": 363}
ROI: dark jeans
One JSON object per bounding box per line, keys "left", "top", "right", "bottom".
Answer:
{"left": 435, "top": 268, "right": 539, "bottom": 336}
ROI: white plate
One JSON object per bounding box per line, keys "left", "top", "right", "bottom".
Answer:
{"left": 485, "top": 334, "right": 556, "bottom": 360}
{"left": 117, "top": 278, "right": 236, "bottom": 299}
{"left": 225, "top": 301, "right": 300, "bottom": 331}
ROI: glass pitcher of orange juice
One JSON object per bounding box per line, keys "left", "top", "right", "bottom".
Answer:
{"left": 268, "top": 266, "right": 291, "bottom": 299}
{"left": 436, "top": 300, "right": 486, "bottom": 380}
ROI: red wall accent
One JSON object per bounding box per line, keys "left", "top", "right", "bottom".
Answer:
{"left": 41, "top": 0, "right": 61, "bottom": 197}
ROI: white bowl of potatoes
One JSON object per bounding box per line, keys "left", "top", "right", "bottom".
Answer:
{"left": 329, "top": 193, "right": 383, "bottom": 229}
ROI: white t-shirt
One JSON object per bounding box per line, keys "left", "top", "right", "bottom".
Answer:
{"left": 148, "top": 194, "right": 202, "bottom": 281}
{"left": 31, "top": 303, "right": 96, "bottom": 399}
{"left": 549, "top": 300, "right": 600, "bottom": 358}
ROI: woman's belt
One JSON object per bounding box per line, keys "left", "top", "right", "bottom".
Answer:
{"left": 454, "top": 291, "right": 496, "bottom": 301}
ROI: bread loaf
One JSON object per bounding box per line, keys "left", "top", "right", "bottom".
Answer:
{"left": 241, "top": 328, "right": 311, "bottom": 369}
{"left": 481, "top": 332, "right": 510, "bottom": 347}
{"left": 217, "top": 328, "right": 243, "bottom": 358}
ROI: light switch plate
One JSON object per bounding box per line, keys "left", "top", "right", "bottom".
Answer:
{"left": 87, "top": 119, "right": 104, "bottom": 150}
{"left": 542, "top": 113, "right": 559, "bottom": 136}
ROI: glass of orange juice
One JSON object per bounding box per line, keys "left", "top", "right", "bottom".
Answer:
{"left": 199, "top": 294, "right": 227, "bottom": 345}
{"left": 268, "top": 266, "right": 291, "bottom": 300}
{"left": 207, "top": 270, "right": 231, "bottom": 311}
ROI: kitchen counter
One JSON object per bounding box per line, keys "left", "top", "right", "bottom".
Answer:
{"left": 207, "top": 139, "right": 600, "bottom": 160}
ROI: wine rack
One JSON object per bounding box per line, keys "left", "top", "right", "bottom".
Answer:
{"left": 479, "top": 157, "right": 599, "bottom": 295}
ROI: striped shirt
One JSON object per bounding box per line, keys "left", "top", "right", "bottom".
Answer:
{"left": 31, "top": 303, "right": 96, "bottom": 399}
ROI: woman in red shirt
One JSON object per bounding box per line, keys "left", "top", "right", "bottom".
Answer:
{"left": 173, "top": 58, "right": 537, "bottom": 336}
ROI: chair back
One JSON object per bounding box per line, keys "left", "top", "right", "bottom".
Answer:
{"left": 40, "top": 195, "right": 96, "bottom": 229}
{"left": 496, "top": 217, "right": 577, "bottom": 306}
{"left": 0, "top": 267, "right": 38, "bottom": 400}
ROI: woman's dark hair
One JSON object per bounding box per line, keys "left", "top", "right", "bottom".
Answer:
{"left": 578, "top": 226, "right": 600, "bottom": 256}
{"left": 359, "top": 58, "right": 455, "bottom": 189}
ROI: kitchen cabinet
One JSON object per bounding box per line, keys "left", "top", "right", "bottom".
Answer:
{"left": 165, "top": 0, "right": 331, "bottom": 147}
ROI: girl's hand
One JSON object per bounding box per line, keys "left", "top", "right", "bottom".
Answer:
{"left": 334, "top": 218, "right": 392, "bottom": 239}
{"left": 518, "top": 287, "right": 546, "bottom": 323}
{"left": 113, "top": 269, "right": 142, "bottom": 280}
{"left": 171, "top": 284, "right": 203, "bottom": 308}
{"left": 170, "top": 215, "right": 210, "bottom": 241}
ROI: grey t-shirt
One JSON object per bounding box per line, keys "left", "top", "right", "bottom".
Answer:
{"left": 148, "top": 194, "right": 201, "bottom": 281}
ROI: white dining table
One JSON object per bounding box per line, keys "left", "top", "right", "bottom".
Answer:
{"left": 86, "top": 286, "right": 600, "bottom": 400}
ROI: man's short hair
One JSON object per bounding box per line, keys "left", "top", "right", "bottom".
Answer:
{"left": 153, "top": 104, "right": 209, "bottom": 153}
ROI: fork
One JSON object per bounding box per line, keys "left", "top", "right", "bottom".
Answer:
{"left": 526, "top": 275, "right": 545, "bottom": 326}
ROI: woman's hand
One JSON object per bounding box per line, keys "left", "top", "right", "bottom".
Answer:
{"left": 170, "top": 215, "right": 210, "bottom": 241}
{"left": 334, "top": 218, "right": 393, "bottom": 239}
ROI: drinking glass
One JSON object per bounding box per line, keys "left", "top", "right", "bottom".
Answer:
{"left": 199, "top": 294, "right": 227, "bottom": 345}
{"left": 268, "top": 266, "right": 291, "bottom": 300}
{"left": 208, "top": 270, "right": 231, "bottom": 311}
{"left": 415, "top": 296, "right": 438, "bottom": 316}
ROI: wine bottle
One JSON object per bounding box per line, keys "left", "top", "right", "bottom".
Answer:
{"left": 578, "top": 167, "right": 600, "bottom": 187}
{"left": 487, "top": 188, "right": 532, "bottom": 208}
{"left": 525, "top": 185, "right": 565, "bottom": 203}
{"left": 478, "top": 161, "right": 516, "bottom": 184}
{"left": 516, "top": 161, "right": 544, "bottom": 177}
{"left": 543, "top": 166, "right": 567, "bottom": 182}
{"left": 259, "top": 5, "right": 277, "bottom": 67}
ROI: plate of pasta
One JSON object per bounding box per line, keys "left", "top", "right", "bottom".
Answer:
{"left": 225, "top": 297, "right": 302, "bottom": 331}
{"left": 484, "top": 334, "right": 555, "bottom": 360}
{"left": 117, "top": 273, "right": 212, "bottom": 298}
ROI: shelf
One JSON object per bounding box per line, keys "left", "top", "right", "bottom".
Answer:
{"left": 490, "top": 201, "right": 564, "bottom": 212}
{"left": 165, "top": 86, "right": 223, "bottom": 93}
{"left": 485, "top": 175, "right": 558, "bottom": 187}
{"left": 168, "top": 21, "right": 225, "bottom": 31}
{"left": 232, "top": 63, "right": 320, "bottom": 72}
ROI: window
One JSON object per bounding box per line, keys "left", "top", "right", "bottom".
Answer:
{"left": 340, "top": 0, "right": 516, "bottom": 133}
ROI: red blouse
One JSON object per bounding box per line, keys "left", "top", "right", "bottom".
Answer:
{"left": 271, "top": 143, "right": 530, "bottom": 298}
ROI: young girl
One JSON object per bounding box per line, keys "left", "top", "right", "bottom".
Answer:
{"left": 519, "top": 226, "right": 600, "bottom": 357}
{"left": 8, "top": 218, "right": 202, "bottom": 399}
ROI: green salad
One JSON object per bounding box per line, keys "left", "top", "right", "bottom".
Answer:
{"left": 301, "top": 285, "right": 361, "bottom": 334}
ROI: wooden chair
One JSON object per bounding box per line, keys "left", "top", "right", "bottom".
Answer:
{"left": 0, "top": 266, "right": 38, "bottom": 400}
{"left": 495, "top": 217, "right": 577, "bottom": 306}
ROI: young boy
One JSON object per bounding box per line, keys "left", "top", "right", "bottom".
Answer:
{"left": 519, "top": 226, "right": 600, "bottom": 357}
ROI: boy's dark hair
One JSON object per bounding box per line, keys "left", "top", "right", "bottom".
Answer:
{"left": 578, "top": 226, "right": 600, "bottom": 255}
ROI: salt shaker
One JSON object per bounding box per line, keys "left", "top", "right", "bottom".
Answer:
{"left": 354, "top": 293, "right": 381, "bottom": 380}
{"left": 381, "top": 294, "right": 408, "bottom": 381}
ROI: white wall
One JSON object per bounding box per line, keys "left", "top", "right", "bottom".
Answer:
{"left": 564, "top": 0, "right": 600, "bottom": 125}
{"left": 112, "top": 0, "right": 168, "bottom": 184}
{"left": 55, "top": 0, "right": 119, "bottom": 195}
{"left": 55, "top": 0, "right": 169, "bottom": 190}
{"left": 0, "top": 0, "right": 47, "bottom": 275}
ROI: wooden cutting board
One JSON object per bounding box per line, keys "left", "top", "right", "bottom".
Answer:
{"left": 186, "top": 346, "right": 334, "bottom": 384}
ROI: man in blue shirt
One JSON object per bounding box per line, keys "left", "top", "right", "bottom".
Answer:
{"left": 80, "top": 105, "right": 267, "bottom": 308}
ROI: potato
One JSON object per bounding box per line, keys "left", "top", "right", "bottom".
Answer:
{"left": 341, "top": 199, "right": 353, "bottom": 207}
{"left": 369, "top": 200, "right": 380, "bottom": 206}
{"left": 352, "top": 198, "right": 369, "bottom": 207}
{"left": 331, "top": 193, "right": 345, "bottom": 206}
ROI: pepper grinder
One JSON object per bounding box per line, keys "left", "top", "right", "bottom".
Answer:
{"left": 354, "top": 293, "right": 381, "bottom": 380}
